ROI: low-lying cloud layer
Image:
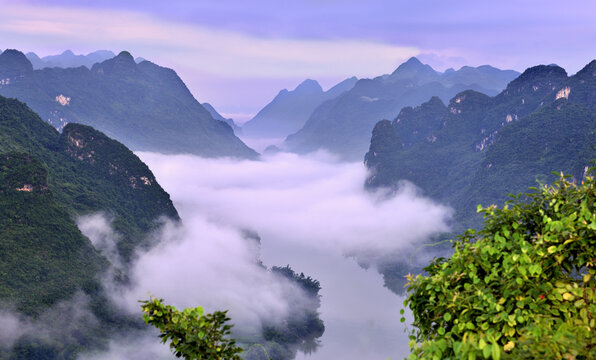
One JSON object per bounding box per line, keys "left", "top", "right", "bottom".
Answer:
{"left": 139, "top": 151, "right": 452, "bottom": 261}
{"left": 2, "top": 151, "right": 452, "bottom": 359}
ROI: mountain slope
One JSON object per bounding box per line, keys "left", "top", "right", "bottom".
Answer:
{"left": 0, "top": 152, "right": 105, "bottom": 315}
{"left": 284, "top": 58, "right": 519, "bottom": 159}
{"left": 0, "top": 94, "right": 179, "bottom": 262}
{"left": 241, "top": 77, "right": 357, "bottom": 139}
{"left": 202, "top": 102, "right": 241, "bottom": 134}
{"left": 0, "top": 49, "right": 258, "bottom": 159}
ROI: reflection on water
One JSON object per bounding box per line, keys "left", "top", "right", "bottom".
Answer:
{"left": 261, "top": 240, "right": 412, "bottom": 360}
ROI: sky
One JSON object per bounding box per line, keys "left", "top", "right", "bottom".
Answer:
{"left": 0, "top": 0, "right": 594, "bottom": 122}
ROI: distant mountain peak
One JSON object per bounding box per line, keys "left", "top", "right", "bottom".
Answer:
{"left": 295, "top": 79, "right": 323, "bottom": 93}
{"left": 504, "top": 64, "right": 567, "bottom": 94}
{"left": 389, "top": 57, "right": 438, "bottom": 82}
{"left": 62, "top": 50, "right": 74, "bottom": 56}
{"left": 92, "top": 51, "right": 136, "bottom": 75}
{"left": 117, "top": 51, "right": 134, "bottom": 60}
{"left": 405, "top": 56, "right": 423, "bottom": 65}
{"left": 0, "top": 49, "right": 33, "bottom": 78}
{"left": 575, "top": 59, "right": 596, "bottom": 79}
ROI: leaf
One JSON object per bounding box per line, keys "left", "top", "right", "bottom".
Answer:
{"left": 491, "top": 342, "right": 501, "bottom": 360}
{"left": 562, "top": 292, "right": 575, "bottom": 301}
{"left": 504, "top": 341, "right": 515, "bottom": 352}
{"left": 443, "top": 313, "right": 452, "bottom": 322}
{"left": 482, "top": 344, "right": 491, "bottom": 358}
{"left": 547, "top": 246, "right": 558, "bottom": 254}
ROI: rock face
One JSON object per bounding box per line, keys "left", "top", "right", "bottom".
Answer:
{"left": 284, "top": 57, "right": 519, "bottom": 159}
{"left": 241, "top": 77, "right": 358, "bottom": 139}
{"left": 0, "top": 50, "right": 258, "bottom": 159}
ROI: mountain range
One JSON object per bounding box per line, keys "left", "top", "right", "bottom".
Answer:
{"left": 241, "top": 77, "right": 358, "bottom": 139}
{"left": 364, "top": 60, "right": 596, "bottom": 292}
{"left": 25, "top": 50, "right": 117, "bottom": 70}
{"left": 284, "top": 57, "right": 520, "bottom": 159}
{"left": 0, "top": 49, "right": 258, "bottom": 159}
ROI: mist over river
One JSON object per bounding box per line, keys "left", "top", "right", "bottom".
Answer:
{"left": 122, "top": 151, "right": 450, "bottom": 360}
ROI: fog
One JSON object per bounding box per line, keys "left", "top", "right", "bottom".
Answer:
{"left": 130, "top": 151, "right": 451, "bottom": 359}
{"left": 139, "top": 151, "right": 451, "bottom": 261}
{"left": 2, "top": 151, "right": 451, "bottom": 359}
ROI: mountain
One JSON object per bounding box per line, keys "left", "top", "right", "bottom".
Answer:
{"left": 366, "top": 61, "right": 594, "bottom": 222}
{"left": 241, "top": 77, "right": 358, "bottom": 139}
{"left": 0, "top": 49, "right": 258, "bottom": 159}
{"left": 0, "top": 94, "right": 180, "bottom": 261}
{"left": 0, "top": 93, "right": 184, "bottom": 358}
{"left": 284, "top": 57, "right": 519, "bottom": 159}
{"left": 364, "top": 61, "right": 596, "bottom": 292}
{"left": 25, "top": 50, "right": 116, "bottom": 69}
{"left": 202, "top": 102, "right": 241, "bottom": 134}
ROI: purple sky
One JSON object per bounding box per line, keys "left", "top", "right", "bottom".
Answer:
{"left": 1, "top": 0, "right": 594, "bottom": 122}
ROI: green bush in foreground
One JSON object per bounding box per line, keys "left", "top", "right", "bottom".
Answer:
{"left": 141, "top": 298, "right": 243, "bottom": 360}
{"left": 404, "top": 171, "right": 596, "bottom": 359}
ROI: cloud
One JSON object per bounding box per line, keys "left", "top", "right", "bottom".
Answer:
{"left": 79, "top": 333, "right": 172, "bottom": 360}
{"left": 0, "top": 293, "right": 100, "bottom": 351}
{"left": 132, "top": 151, "right": 451, "bottom": 360}
{"left": 77, "top": 213, "right": 123, "bottom": 268}
{"left": 108, "top": 214, "right": 304, "bottom": 333}
{"left": 2, "top": 151, "right": 450, "bottom": 359}
{"left": 138, "top": 151, "right": 452, "bottom": 263}
{"left": 0, "top": 2, "right": 418, "bottom": 79}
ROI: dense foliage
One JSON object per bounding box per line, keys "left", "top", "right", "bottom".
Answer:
{"left": 141, "top": 298, "right": 244, "bottom": 360}
{"left": 0, "top": 152, "right": 104, "bottom": 314}
{"left": 404, "top": 172, "right": 596, "bottom": 359}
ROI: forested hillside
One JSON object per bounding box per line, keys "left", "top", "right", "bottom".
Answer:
{"left": 365, "top": 61, "right": 596, "bottom": 292}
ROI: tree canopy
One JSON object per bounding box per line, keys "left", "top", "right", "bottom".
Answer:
{"left": 404, "top": 171, "right": 596, "bottom": 359}
{"left": 141, "top": 298, "right": 244, "bottom": 360}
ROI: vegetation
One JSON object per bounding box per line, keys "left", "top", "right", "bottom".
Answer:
{"left": 0, "top": 95, "right": 179, "bottom": 265}
{"left": 0, "top": 152, "right": 104, "bottom": 315}
{"left": 141, "top": 298, "right": 244, "bottom": 360}
{"left": 404, "top": 172, "right": 596, "bottom": 359}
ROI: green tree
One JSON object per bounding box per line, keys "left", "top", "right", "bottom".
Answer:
{"left": 141, "top": 297, "right": 244, "bottom": 360}
{"left": 404, "top": 171, "right": 596, "bottom": 359}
